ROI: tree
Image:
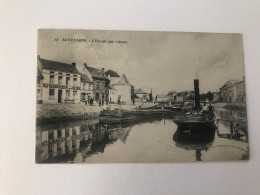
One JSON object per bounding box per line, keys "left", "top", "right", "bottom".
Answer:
{"left": 187, "top": 94, "right": 195, "bottom": 100}
{"left": 105, "top": 70, "right": 120, "bottom": 77}
{"left": 206, "top": 91, "right": 214, "bottom": 102}
{"left": 200, "top": 94, "right": 207, "bottom": 101}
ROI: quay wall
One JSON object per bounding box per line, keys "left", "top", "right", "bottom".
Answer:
{"left": 213, "top": 103, "right": 246, "bottom": 111}
{"left": 36, "top": 102, "right": 155, "bottom": 123}
{"left": 36, "top": 103, "right": 102, "bottom": 123}
{"left": 224, "top": 103, "right": 247, "bottom": 111}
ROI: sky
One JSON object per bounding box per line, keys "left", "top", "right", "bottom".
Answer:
{"left": 38, "top": 29, "right": 245, "bottom": 95}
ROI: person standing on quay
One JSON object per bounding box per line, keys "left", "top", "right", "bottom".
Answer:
{"left": 202, "top": 103, "right": 209, "bottom": 114}
{"left": 90, "top": 97, "right": 93, "bottom": 106}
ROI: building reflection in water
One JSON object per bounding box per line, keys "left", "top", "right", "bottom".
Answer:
{"left": 215, "top": 109, "right": 248, "bottom": 142}
{"left": 36, "top": 118, "right": 159, "bottom": 163}
{"left": 36, "top": 112, "right": 248, "bottom": 163}
{"left": 173, "top": 126, "right": 216, "bottom": 161}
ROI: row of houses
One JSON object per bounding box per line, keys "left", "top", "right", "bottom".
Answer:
{"left": 37, "top": 56, "right": 135, "bottom": 105}
{"left": 155, "top": 91, "right": 194, "bottom": 104}
{"left": 219, "top": 78, "right": 246, "bottom": 104}
{"left": 147, "top": 78, "right": 246, "bottom": 105}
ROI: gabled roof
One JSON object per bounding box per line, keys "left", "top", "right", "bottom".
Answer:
{"left": 80, "top": 73, "right": 93, "bottom": 83}
{"left": 135, "top": 88, "right": 147, "bottom": 94}
{"left": 86, "top": 66, "right": 106, "bottom": 79}
{"left": 38, "top": 56, "right": 80, "bottom": 74}
{"left": 113, "top": 74, "right": 131, "bottom": 85}
{"left": 157, "top": 95, "right": 167, "bottom": 98}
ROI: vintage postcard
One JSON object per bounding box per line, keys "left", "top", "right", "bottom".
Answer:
{"left": 36, "top": 29, "right": 248, "bottom": 163}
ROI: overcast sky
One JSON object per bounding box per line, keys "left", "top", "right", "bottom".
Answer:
{"left": 38, "top": 29, "right": 245, "bottom": 95}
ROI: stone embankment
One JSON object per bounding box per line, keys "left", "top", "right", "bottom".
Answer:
{"left": 36, "top": 103, "right": 101, "bottom": 123}
{"left": 223, "top": 103, "right": 247, "bottom": 110}
{"left": 213, "top": 103, "right": 247, "bottom": 111}
{"left": 36, "top": 102, "right": 155, "bottom": 123}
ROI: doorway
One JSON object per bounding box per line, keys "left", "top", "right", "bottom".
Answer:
{"left": 58, "top": 90, "right": 62, "bottom": 103}
{"left": 95, "top": 93, "right": 99, "bottom": 101}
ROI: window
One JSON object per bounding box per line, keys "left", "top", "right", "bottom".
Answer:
{"left": 58, "top": 76, "right": 62, "bottom": 84}
{"left": 81, "top": 93, "right": 86, "bottom": 101}
{"left": 83, "top": 83, "right": 86, "bottom": 90}
{"left": 66, "top": 77, "right": 70, "bottom": 85}
{"left": 73, "top": 91, "right": 77, "bottom": 99}
{"left": 66, "top": 90, "right": 70, "bottom": 99}
{"left": 49, "top": 89, "right": 55, "bottom": 100}
{"left": 73, "top": 78, "right": 77, "bottom": 86}
{"left": 50, "top": 75, "right": 54, "bottom": 84}
{"left": 88, "top": 84, "right": 91, "bottom": 90}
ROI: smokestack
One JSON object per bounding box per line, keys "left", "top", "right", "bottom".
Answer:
{"left": 194, "top": 79, "right": 200, "bottom": 109}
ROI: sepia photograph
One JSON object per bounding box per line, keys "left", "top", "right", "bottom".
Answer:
{"left": 36, "top": 29, "right": 248, "bottom": 163}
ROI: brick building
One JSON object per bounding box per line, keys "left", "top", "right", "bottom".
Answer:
{"left": 81, "top": 63, "right": 110, "bottom": 104}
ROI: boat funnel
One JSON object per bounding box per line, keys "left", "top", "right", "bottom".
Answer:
{"left": 194, "top": 79, "right": 200, "bottom": 109}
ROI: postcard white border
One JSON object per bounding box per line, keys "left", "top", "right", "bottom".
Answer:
{"left": 1, "top": 0, "right": 260, "bottom": 194}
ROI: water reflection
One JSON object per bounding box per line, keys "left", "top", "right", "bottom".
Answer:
{"left": 215, "top": 109, "right": 248, "bottom": 142}
{"left": 36, "top": 118, "right": 164, "bottom": 163}
{"left": 36, "top": 109, "right": 249, "bottom": 163}
{"left": 173, "top": 126, "right": 215, "bottom": 161}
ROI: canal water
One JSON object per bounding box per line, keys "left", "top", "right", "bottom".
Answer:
{"left": 36, "top": 108, "right": 249, "bottom": 163}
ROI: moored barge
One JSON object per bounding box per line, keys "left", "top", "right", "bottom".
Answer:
{"left": 172, "top": 79, "right": 216, "bottom": 132}
{"left": 99, "top": 107, "right": 177, "bottom": 124}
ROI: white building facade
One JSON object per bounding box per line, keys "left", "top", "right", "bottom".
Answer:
{"left": 108, "top": 85, "right": 118, "bottom": 103}
{"left": 38, "top": 56, "right": 81, "bottom": 104}
{"left": 108, "top": 74, "right": 133, "bottom": 104}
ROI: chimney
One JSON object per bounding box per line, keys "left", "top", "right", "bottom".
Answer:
{"left": 83, "top": 63, "right": 87, "bottom": 68}
{"left": 194, "top": 79, "right": 200, "bottom": 109}
{"left": 72, "top": 63, "right": 76, "bottom": 67}
{"left": 101, "top": 68, "right": 104, "bottom": 72}
{"left": 37, "top": 55, "right": 40, "bottom": 59}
